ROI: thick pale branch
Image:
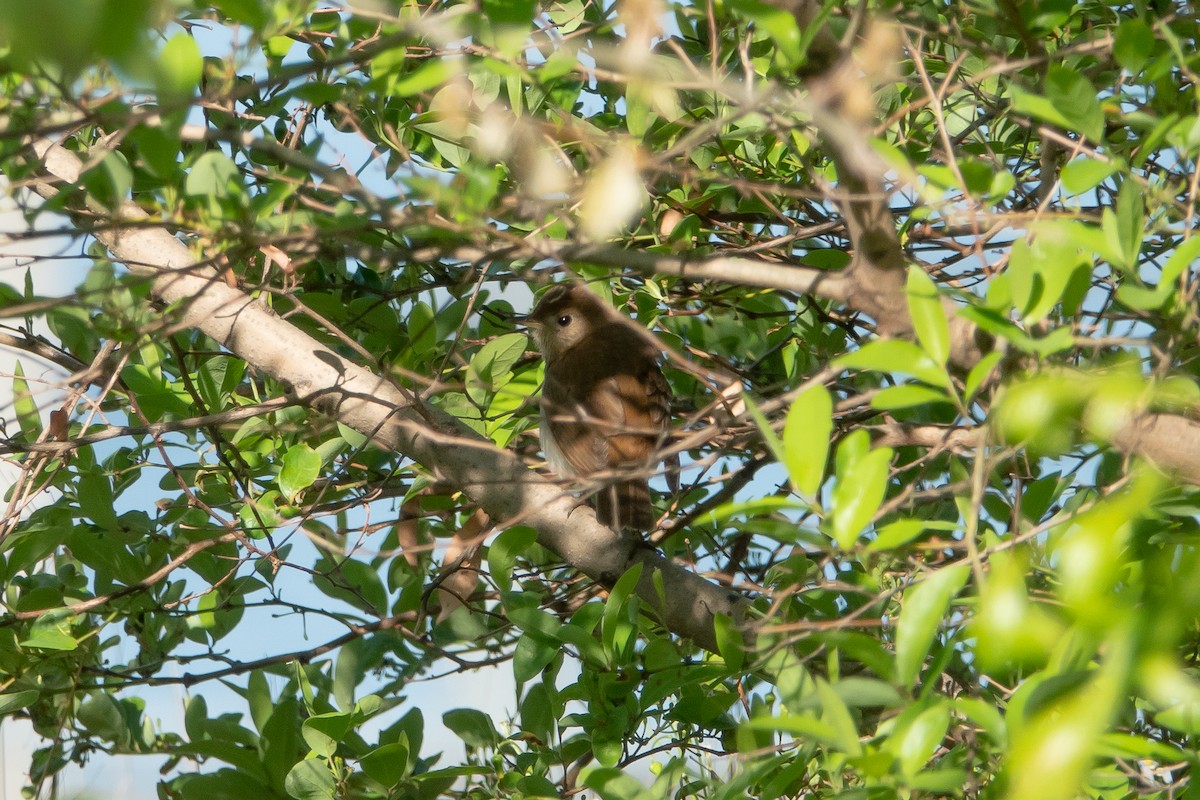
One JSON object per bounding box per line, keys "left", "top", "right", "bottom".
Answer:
{"left": 27, "top": 140, "right": 748, "bottom": 653}
{"left": 561, "top": 243, "right": 851, "bottom": 299}
{"left": 1110, "top": 413, "right": 1200, "bottom": 485}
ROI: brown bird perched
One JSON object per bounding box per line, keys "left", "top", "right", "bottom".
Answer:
{"left": 525, "top": 283, "right": 672, "bottom": 533}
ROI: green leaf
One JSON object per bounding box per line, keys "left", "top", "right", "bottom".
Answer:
{"left": 285, "top": 759, "right": 337, "bottom": 800}
{"left": 443, "top": 708, "right": 499, "bottom": 749}
{"left": 835, "top": 428, "right": 870, "bottom": 477}
{"left": 487, "top": 525, "right": 537, "bottom": 594}
{"left": 407, "top": 301, "right": 436, "bottom": 356}
{"left": 20, "top": 628, "right": 78, "bottom": 651}
{"left": 1061, "top": 158, "right": 1119, "bottom": 195}
{"left": 816, "top": 678, "right": 863, "bottom": 756}
{"left": 1113, "top": 18, "right": 1155, "bottom": 73}
{"left": 337, "top": 422, "right": 368, "bottom": 449}
{"left": 1012, "top": 223, "right": 1094, "bottom": 323}
{"left": 238, "top": 491, "right": 282, "bottom": 539}
{"left": 188, "top": 590, "right": 218, "bottom": 631}
{"left": 829, "top": 442, "right": 893, "bottom": 549}
{"left": 473, "top": 332, "right": 527, "bottom": 383}
{"left": 729, "top": 0, "right": 802, "bottom": 66}
{"left": 835, "top": 340, "right": 947, "bottom": 387}
{"left": 1116, "top": 283, "right": 1162, "bottom": 311}
{"left": 1006, "top": 664, "right": 1124, "bottom": 800}
{"left": 701, "top": 496, "right": 807, "bottom": 527}
{"left": 894, "top": 564, "right": 969, "bottom": 687}
{"left": 906, "top": 267, "right": 950, "bottom": 365}
{"left": 890, "top": 701, "right": 951, "bottom": 778}
{"left": 45, "top": 304, "right": 94, "bottom": 360}
{"left": 279, "top": 444, "right": 321, "bottom": 500}
{"left": 1114, "top": 180, "right": 1144, "bottom": 271}
{"left": 186, "top": 151, "right": 240, "bottom": 198}
{"left": 315, "top": 555, "right": 387, "bottom": 614}
{"left": 358, "top": 741, "right": 410, "bottom": 787}
{"left": 392, "top": 59, "right": 458, "bottom": 97}
{"left": 196, "top": 355, "right": 245, "bottom": 409}
{"left": 355, "top": 694, "right": 382, "bottom": 718}
{"left": 212, "top": 0, "right": 267, "bottom": 25}
{"left": 624, "top": 83, "right": 653, "bottom": 138}
{"left": 77, "top": 471, "right": 120, "bottom": 530}
{"left": 264, "top": 35, "right": 293, "bottom": 60}
{"left": 964, "top": 350, "right": 1003, "bottom": 402}
{"left": 642, "top": 639, "right": 681, "bottom": 671}
{"left": 1044, "top": 68, "right": 1104, "bottom": 142}
{"left": 956, "top": 696, "right": 1007, "bottom": 746}
{"left": 1012, "top": 68, "right": 1103, "bottom": 142}
{"left": 783, "top": 383, "right": 832, "bottom": 496}
{"left": 832, "top": 677, "right": 905, "bottom": 708}
{"left": 333, "top": 639, "right": 361, "bottom": 713}
{"left": 868, "top": 519, "right": 928, "bottom": 552}
{"left": 302, "top": 712, "right": 352, "bottom": 758}
{"left": 1005, "top": 236, "right": 1037, "bottom": 316}
{"left": 11, "top": 362, "right": 41, "bottom": 441}
{"left": 157, "top": 32, "right": 202, "bottom": 104}
{"left": 744, "top": 394, "right": 787, "bottom": 468}
{"left": 869, "top": 384, "right": 954, "bottom": 411}
{"left": 78, "top": 694, "right": 127, "bottom": 744}
{"left": 513, "top": 631, "right": 560, "bottom": 683}
{"left": 743, "top": 712, "right": 840, "bottom": 746}
{"left": 1160, "top": 236, "right": 1200, "bottom": 293}
{"left": 714, "top": 613, "right": 745, "bottom": 671}
{"left": 82, "top": 150, "right": 132, "bottom": 209}
{"left": 467, "top": 332, "right": 528, "bottom": 403}
{"left": 1027, "top": 326, "right": 1075, "bottom": 357}
{"left": 1100, "top": 731, "right": 1188, "bottom": 765}
{"left": 520, "top": 683, "right": 556, "bottom": 744}
{"left": 247, "top": 670, "right": 273, "bottom": 734}
{"left": 481, "top": 0, "right": 535, "bottom": 26}
{"left": 0, "top": 690, "right": 39, "bottom": 714}
{"left": 602, "top": 562, "right": 643, "bottom": 662}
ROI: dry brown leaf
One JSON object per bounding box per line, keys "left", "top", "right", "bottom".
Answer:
{"left": 434, "top": 507, "right": 491, "bottom": 623}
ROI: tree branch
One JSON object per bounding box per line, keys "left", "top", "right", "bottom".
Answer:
{"left": 26, "top": 139, "right": 750, "bottom": 654}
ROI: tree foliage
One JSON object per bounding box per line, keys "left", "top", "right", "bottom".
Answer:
{"left": 2, "top": 0, "right": 1200, "bottom": 798}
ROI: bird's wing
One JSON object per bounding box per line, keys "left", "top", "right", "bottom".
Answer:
{"left": 544, "top": 323, "right": 670, "bottom": 474}
{"left": 542, "top": 364, "right": 608, "bottom": 476}
{"left": 585, "top": 363, "right": 669, "bottom": 468}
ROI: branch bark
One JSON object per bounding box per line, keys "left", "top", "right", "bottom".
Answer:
{"left": 27, "top": 140, "right": 750, "bottom": 654}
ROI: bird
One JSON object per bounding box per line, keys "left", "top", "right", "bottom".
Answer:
{"left": 524, "top": 283, "right": 672, "bottom": 533}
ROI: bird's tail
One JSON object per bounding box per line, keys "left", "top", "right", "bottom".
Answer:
{"left": 595, "top": 479, "right": 653, "bottom": 533}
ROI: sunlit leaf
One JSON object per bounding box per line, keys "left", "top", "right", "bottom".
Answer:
{"left": 894, "top": 564, "right": 969, "bottom": 687}
{"left": 835, "top": 340, "right": 947, "bottom": 386}
{"left": 285, "top": 759, "right": 337, "bottom": 800}
{"left": 157, "top": 32, "right": 202, "bottom": 104}
{"left": 358, "top": 741, "right": 411, "bottom": 787}
{"left": 11, "top": 362, "right": 40, "bottom": 441}
{"left": 906, "top": 267, "right": 950, "bottom": 366}
{"left": 279, "top": 443, "right": 322, "bottom": 500}
{"left": 829, "top": 442, "right": 893, "bottom": 549}
{"left": 783, "top": 383, "right": 832, "bottom": 496}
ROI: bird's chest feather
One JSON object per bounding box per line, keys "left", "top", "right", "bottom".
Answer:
{"left": 540, "top": 328, "right": 657, "bottom": 475}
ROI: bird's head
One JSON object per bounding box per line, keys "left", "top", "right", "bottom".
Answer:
{"left": 523, "top": 283, "right": 611, "bottom": 361}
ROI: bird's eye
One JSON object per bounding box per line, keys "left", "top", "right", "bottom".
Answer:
{"left": 557, "top": 314, "right": 571, "bottom": 327}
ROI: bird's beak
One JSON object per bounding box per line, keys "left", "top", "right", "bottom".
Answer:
{"left": 482, "top": 304, "right": 534, "bottom": 331}
{"left": 512, "top": 314, "right": 541, "bottom": 329}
